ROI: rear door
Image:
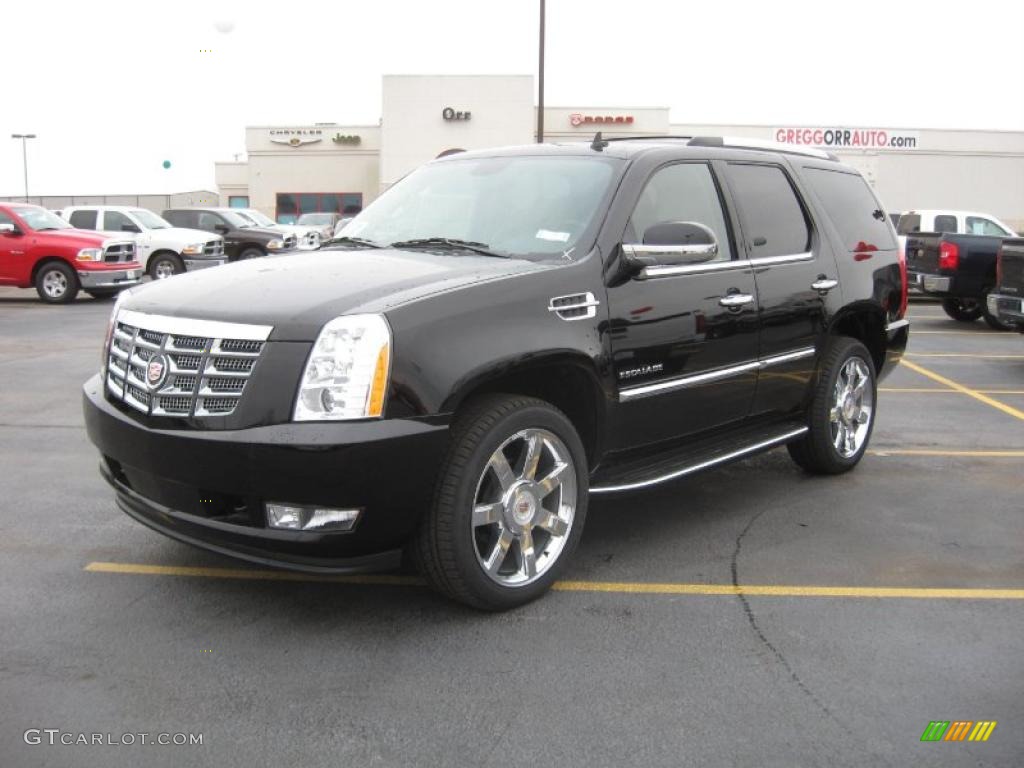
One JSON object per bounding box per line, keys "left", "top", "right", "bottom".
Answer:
{"left": 606, "top": 161, "right": 759, "bottom": 449}
{"left": 721, "top": 161, "right": 841, "bottom": 418}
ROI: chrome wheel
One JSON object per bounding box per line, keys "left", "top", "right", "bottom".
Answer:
{"left": 472, "top": 428, "right": 577, "bottom": 587}
{"left": 153, "top": 260, "right": 176, "bottom": 279}
{"left": 41, "top": 269, "right": 68, "bottom": 299}
{"left": 830, "top": 357, "right": 873, "bottom": 458}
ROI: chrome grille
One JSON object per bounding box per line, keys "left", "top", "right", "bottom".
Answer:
{"left": 105, "top": 309, "right": 272, "bottom": 418}
{"left": 103, "top": 242, "right": 137, "bottom": 263}
{"left": 203, "top": 240, "right": 225, "bottom": 257}
{"left": 283, "top": 235, "right": 297, "bottom": 250}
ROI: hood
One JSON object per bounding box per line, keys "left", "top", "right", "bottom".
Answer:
{"left": 157, "top": 227, "right": 220, "bottom": 244}
{"left": 123, "top": 248, "right": 549, "bottom": 340}
{"left": 30, "top": 228, "right": 116, "bottom": 247}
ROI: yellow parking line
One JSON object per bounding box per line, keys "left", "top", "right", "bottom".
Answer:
{"left": 911, "top": 330, "right": 1021, "bottom": 336}
{"left": 906, "top": 353, "right": 1024, "bottom": 359}
{"left": 880, "top": 387, "right": 1024, "bottom": 395}
{"left": 869, "top": 448, "right": 1024, "bottom": 458}
{"left": 901, "top": 359, "right": 1024, "bottom": 422}
{"left": 84, "top": 562, "right": 1024, "bottom": 600}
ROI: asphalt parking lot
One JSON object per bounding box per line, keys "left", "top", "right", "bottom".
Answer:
{"left": 1, "top": 289, "right": 1022, "bottom": 768}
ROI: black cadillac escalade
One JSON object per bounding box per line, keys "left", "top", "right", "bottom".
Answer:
{"left": 83, "top": 137, "right": 909, "bottom": 610}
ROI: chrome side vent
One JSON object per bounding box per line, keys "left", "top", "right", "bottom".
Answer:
{"left": 548, "top": 292, "right": 600, "bottom": 321}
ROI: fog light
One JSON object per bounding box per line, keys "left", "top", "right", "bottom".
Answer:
{"left": 265, "top": 503, "right": 361, "bottom": 532}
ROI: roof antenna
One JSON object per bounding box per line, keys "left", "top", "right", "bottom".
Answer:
{"left": 590, "top": 131, "right": 609, "bottom": 151}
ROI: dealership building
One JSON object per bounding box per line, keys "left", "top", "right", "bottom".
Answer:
{"left": 217, "top": 74, "right": 1024, "bottom": 231}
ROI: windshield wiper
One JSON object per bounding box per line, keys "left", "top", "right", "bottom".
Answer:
{"left": 325, "top": 236, "right": 384, "bottom": 249}
{"left": 389, "top": 237, "right": 506, "bottom": 258}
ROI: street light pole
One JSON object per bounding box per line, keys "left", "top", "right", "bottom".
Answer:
{"left": 11, "top": 133, "right": 36, "bottom": 202}
{"left": 537, "top": 0, "right": 545, "bottom": 143}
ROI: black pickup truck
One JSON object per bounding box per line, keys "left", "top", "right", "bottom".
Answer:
{"left": 163, "top": 208, "right": 296, "bottom": 262}
{"left": 988, "top": 239, "right": 1024, "bottom": 331}
{"left": 83, "top": 137, "right": 908, "bottom": 610}
{"left": 905, "top": 232, "right": 1015, "bottom": 329}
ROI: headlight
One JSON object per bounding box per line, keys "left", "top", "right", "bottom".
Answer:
{"left": 77, "top": 247, "right": 104, "bottom": 262}
{"left": 294, "top": 314, "right": 391, "bottom": 421}
{"left": 181, "top": 243, "right": 204, "bottom": 255}
{"left": 266, "top": 239, "right": 285, "bottom": 250}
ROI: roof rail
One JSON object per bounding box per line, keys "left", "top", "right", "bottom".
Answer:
{"left": 600, "top": 135, "right": 694, "bottom": 143}
{"left": 687, "top": 136, "right": 839, "bottom": 162}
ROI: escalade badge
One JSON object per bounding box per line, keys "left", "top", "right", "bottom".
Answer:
{"left": 147, "top": 355, "right": 169, "bottom": 390}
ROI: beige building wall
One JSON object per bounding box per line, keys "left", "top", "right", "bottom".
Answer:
{"left": 380, "top": 75, "right": 534, "bottom": 189}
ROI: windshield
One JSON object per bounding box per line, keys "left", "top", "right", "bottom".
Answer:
{"left": 221, "top": 211, "right": 254, "bottom": 228}
{"left": 131, "top": 209, "right": 171, "bottom": 229}
{"left": 17, "top": 207, "right": 72, "bottom": 231}
{"left": 297, "top": 213, "right": 334, "bottom": 225}
{"left": 243, "top": 210, "right": 277, "bottom": 227}
{"left": 342, "top": 154, "right": 621, "bottom": 259}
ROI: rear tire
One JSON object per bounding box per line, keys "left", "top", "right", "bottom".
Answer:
{"left": 35, "top": 261, "right": 79, "bottom": 304}
{"left": 941, "top": 297, "right": 982, "bottom": 323}
{"left": 788, "top": 337, "right": 876, "bottom": 475}
{"left": 413, "top": 394, "right": 588, "bottom": 611}
{"left": 149, "top": 252, "right": 185, "bottom": 280}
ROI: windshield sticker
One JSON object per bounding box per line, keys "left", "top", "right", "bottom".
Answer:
{"left": 536, "top": 229, "right": 570, "bottom": 243}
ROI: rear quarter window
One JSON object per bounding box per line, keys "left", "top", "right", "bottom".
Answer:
{"left": 803, "top": 168, "right": 897, "bottom": 251}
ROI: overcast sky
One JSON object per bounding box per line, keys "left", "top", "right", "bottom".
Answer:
{"left": 3, "top": 0, "right": 1022, "bottom": 196}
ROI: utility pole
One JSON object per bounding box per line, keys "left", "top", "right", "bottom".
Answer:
{"left": 537, "top": 0, "right": 545, "bottom": 143}
{"left": 11, "top": 133, "right": 36, "bottom": 201}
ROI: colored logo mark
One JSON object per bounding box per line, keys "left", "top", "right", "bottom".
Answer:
{"left": 920, "top": 721, "right": 997, "bottom": 742}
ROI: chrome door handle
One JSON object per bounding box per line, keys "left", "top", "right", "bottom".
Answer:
{"left": 811, "top": 278, "right": 838, "bottom": 292}
{"left": 718, "top": 293, "right": 754, "bottom": 308}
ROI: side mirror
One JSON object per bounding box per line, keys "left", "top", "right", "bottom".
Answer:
{"left": 121, "top": 224, "right": 141, "bottom": 233}
{"left": 214, "top": 223, "right": 230, "bottom": 234}
{"left": 621, "top": 221, "right": 719, "bottom": 279}
{"left": 0, "top": 223, "right": 17, "bottom": 235}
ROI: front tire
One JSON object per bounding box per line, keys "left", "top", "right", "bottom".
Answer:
{"left": 788, "top": 337, "right": 876, "bottom": 475}
{"left": 414, "top": 394, "right": 588, "bottom": 610}
{"left": 149, "top": 252, "right": 185, "bottom": 280}
{"left": 237, "top": 248, "right": 263, "bottom": 261}
{"left": 941, "top": 297, "right": 982, "bottom": 323}
{"left": 35, "top": 261, "right": 79, "bottom": 304}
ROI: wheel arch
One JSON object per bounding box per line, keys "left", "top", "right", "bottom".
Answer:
{"left": 31, "top": 256, "right": 75, "bottom": 284}
{"left": 826, "top": 303, "right": 887, "bottom": 374}
{"left": 441, "top": 353, "right": 608, "bottom": 467}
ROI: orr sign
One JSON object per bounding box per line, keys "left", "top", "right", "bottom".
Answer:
{"left": 774, "top": 127, "right": 920, "bottom": 150}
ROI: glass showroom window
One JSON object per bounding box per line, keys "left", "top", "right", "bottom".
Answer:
{"left": 228, "top": 196, "right": 250, "bottom": 208}
{"left": 276, "top": 193, "right": 362, "bottom": 223}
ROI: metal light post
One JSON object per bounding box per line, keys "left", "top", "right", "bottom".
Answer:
{"left": 537, "top": 0, "right": 545, "bottom": 143}
{"left": 11, "top": 133, "right": 36, "bottom": 202}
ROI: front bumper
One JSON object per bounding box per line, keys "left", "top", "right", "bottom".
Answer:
{"left": 83, "top": 375, "right": 450, "bottom": 573}
{"left": 987, "top": 293, "right": 1024, "bottom": 330}
{"left": 78, "top": 268, "right": 143, "bottom": 289}
{"left": 183, "top": 257, "right": 227, "bottom": 272}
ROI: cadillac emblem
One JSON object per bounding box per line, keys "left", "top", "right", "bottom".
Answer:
{"left": 146, "top": 354, "right": 168, "bottom": 390}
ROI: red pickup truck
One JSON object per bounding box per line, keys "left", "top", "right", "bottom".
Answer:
{"left": 0, "top": 202, "right": 142, "bottom": 303}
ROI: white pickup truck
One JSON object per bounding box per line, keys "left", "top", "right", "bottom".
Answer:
{"left": 896, "top": 210, "right": 1017, "bottom": 238}
{"left": 61, "top": 206, "right": 227, "bottom": 278}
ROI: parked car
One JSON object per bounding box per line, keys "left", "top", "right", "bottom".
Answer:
{"left": 234, "top": 208, "right": 321, "bottom": 250}
{"left": 83, "top": 137, "right": 908, "bottom": 610}
{"left": 332, "top": 216, "right": 356, "bottom": 239}
{"left": 0, "top": 203, "right": 142, "bottom": 303}
{"left": 988, "top": 239, "right": 1024, "bottom": 332}
{"left": 296, "top": 212, "right": 343, "bottom": 241}
{"left": 905, "top": 231, "right": 1016, "bottom": 329}
{"left": 62, "top": 206, "right": 226, "bottom": 279}
{"left": 162, "top": 208, "right": 296, "bottom": 261}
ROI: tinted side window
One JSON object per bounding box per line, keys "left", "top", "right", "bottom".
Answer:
{"left": 966, "top": 216, "right": 1010, "bottom": 236}
{"left": 68, "top": 210, "right": 97, "bottom": 229}
{"left": 897, "top": 214, "right": 921, "bottom": 235}
{"left": 802, "top": 167, "right": 897, "bottom": 251}
{"left": 197, "top": 213, "right": 223, "bottom": 232}
{"left": 934, "top": 215, "right": 958, "bottom": 234}
{"left": 104, "top": 210, "right": 137, "bottom": 233}
{"left": 625, "top": 163, "right": 733, "bottom": 262}
{"left": 163, "top": 210, "right": 190, "bottom": 228}
{"left": 724, "top": 164, "right": 810, "bottom": 258}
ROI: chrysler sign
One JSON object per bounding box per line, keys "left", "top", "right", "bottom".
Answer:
{"left": 774, "top": 127, "right": 920, "bottom": 150}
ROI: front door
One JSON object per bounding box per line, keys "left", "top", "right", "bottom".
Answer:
{"left": 606, "top": 162, "right": 760, "bottom": 450}
{"left": 0, "top": 210, "right": 28, "bottom": 285}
